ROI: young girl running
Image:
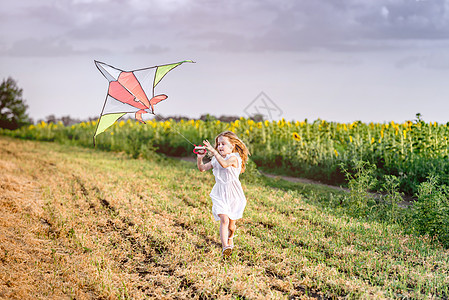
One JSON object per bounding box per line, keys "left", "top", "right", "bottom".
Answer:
{"left": 196, "top": 131, "right": 250, "bottom": 257}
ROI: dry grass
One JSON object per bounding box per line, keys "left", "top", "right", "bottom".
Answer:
{"left": 0, "top": 136, "right": 448, "bottom": 299}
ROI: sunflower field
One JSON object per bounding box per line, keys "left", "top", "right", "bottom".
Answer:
{"left": 3, "top": 116, "right": 449, "bottom": 195}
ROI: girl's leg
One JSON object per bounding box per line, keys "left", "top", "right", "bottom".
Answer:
{"left": 218, "top": 214, "right": 230, "bottom": 247}
{"left": 228, "top": 219, "right": 236, "bottom": 246}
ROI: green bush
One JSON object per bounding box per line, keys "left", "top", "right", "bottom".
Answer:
{"left": 376, "top": 175, "right": 405, "bottom": 225}
{"left": 411, "top": 176, "right": 449, "bottom": 247}
{"left": 340, "top": 160, "right": 377, "bottom": 216}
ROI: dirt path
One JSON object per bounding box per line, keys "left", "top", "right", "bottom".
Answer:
{"left": 260, "top": 172, "right": 348, "bottom": 191}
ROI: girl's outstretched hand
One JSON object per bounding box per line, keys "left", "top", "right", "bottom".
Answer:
{"left": 203, "top": 140, "right": 215, "bottom": 153}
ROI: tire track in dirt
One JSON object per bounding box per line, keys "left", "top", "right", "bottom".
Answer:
{"left": 71, "top": 176, "right": 180, "bottom": 295}
{"left": 0, "top": 139, "right": 102, "bottom": 299}
{"left": 70, "top": 175, "right": 235, "bottom": 298}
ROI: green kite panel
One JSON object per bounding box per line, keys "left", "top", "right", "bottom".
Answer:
{"left": 94, "top": 112, "right": 126, "bottom": 138}
{"left": 154, "top": 60, "right": 193, "bottom": 87}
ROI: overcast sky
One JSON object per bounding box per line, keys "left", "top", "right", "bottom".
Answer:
{"left": 2, "top": 0, "right": 449, "bottom": 123}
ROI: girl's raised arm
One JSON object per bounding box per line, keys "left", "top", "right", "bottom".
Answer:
{"left": 197, "top": 155, "right": 212, "bottom": 172}
{"left": 203, "top": 139, "right": 238, "bottom": 169}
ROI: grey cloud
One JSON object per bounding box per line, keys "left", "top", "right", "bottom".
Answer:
{"left": 183, "top": 0, "right": 449, "bottom": 52}
{"left": 396, "top": 52, "right": 449, "bottom": 69}
{"left": 4, "top": 0, "right": 449, "bottom": 55}
{"left": 353, "top": 0, "right": 449, "bottom": 40}
{"left": 249, "top": 0, "right": 449, "bottom": 51}
{"left": 17, "top": 0, "right": 168, "bottom": 39}
{"left": 24, "top": 3, "right": 79, "bottom": 28}
{"left": 131, "top": 44, "right": 170, "bottom": 54}
{"left": 0, "top": 37, "right": 111, "bottom": 57}
{"left": 3, "top": 38, "right": 76, "bottom": 57}
{"left": 1, "top": 0, "right": 171, "bottom": 56}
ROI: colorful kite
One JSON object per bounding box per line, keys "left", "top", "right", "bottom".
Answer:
{"left": 93, "top": 60, "right": 194, "bottom": 143}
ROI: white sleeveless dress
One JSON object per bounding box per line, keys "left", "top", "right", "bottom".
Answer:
{"left": 210, "top": 152, "right": 247, "bottom": 221}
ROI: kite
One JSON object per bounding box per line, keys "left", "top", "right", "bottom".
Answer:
{"left": 93, "top": 60, "right": 194, "bottom": 144}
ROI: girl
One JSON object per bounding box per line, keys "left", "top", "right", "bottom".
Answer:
{"left": 196, "top": 131, "right": 250, "bottom": 257}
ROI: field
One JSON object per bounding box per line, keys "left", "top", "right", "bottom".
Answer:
{"left": 4, "top": 115, "right": 449, "bottom": 196}
{"left": 1, "top": 136, "right": 448, "bottom": 299}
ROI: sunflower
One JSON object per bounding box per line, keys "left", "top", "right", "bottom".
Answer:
{"left": 292, "top": 132, "right": 301, "bottom": 141}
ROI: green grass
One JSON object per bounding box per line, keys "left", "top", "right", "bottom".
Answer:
{"left": 1, "top": 136, "right": 448, "bottom": 299}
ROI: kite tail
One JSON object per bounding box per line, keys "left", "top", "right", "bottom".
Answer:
{"left": 135, "top": 110, "right": 147, "bottom": 123}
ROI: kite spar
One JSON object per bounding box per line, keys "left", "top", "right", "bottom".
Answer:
{"left": 93, "top": 60, "right": 194, "bottom": 145}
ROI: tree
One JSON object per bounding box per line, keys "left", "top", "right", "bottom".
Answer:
{"left": 249, "top": 113, "right": 264, "bottom": 122}
{"left": 0, "top": 77, "right": 31, "bottom": 130}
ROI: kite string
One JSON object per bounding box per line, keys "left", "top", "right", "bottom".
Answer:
{"left": 172, "top": 126, "right": 197, "bottom": 147}
{"left": 154, "top": 114, "right": 196, "bottom": 147}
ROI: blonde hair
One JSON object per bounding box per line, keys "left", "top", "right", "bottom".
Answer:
{"left": 214, "top": 131, "right": 250, "bottom": 173}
